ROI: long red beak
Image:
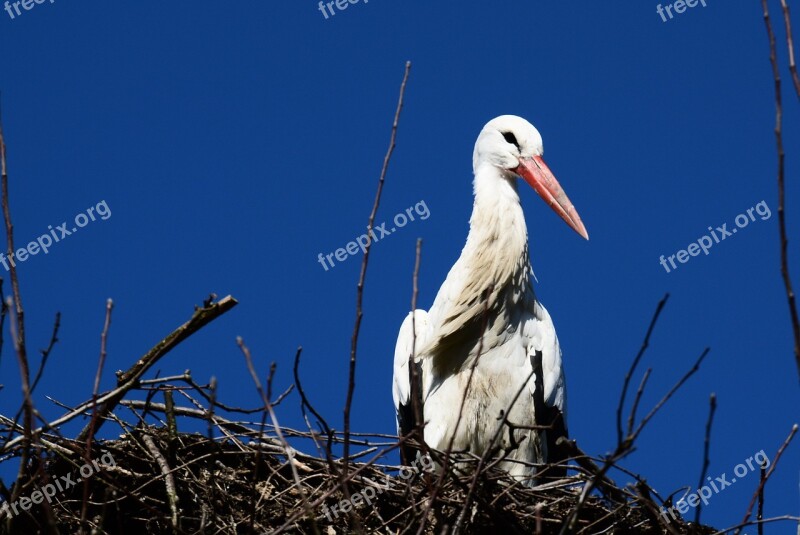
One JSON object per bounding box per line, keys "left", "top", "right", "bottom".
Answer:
{"left": 515, "top": 155, "right": 589, "bottom": 240}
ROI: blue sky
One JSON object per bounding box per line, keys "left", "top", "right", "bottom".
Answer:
{"left": 1, "top": 0, "right": 798, "bottom": 530}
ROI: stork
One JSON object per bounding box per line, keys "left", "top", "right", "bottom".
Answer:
{"left": 392, "top": 115, "right": 588, "bottom": 483}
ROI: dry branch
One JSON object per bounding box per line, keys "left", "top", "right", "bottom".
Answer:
{"left": 343, "top": 60, "right": 412, "bottom": 480}
{"left": 762, "top": 0, "right": 800, "bottom": 380}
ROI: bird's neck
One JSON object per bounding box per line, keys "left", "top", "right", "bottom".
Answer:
{"left": 464, "top": 163, "right": 532, "bottom": 287}
{"left": 423, "top": 164, "right": 535, "bottom": 370}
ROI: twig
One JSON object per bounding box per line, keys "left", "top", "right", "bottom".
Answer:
{"left": 617, "top": 294, "right": 669, "bottom": 445}
{"left": 781, "top": 0, "right": 800, "bottom": 98}
{"left": 85, "top": 298, "right": 115, "bottom": 449}
{"left": 694, "top": 393, "right": 716, "bottom": 525}
{"left": 76, "top": 295, "right": 237, "bottom": 444}
{"left": 563, "top": 339, "right": 708, "bottom": 532}
{"left": 293, "top": 347, "right": 332, "bottom": 438}
{"left": 630, "top": 347, "right": 710, "bottom": 444}
{"left": 93, "top": 299, "right": 113, "bottom": 398}
{"left": 142, "top": 434, "right": 180, "bottom": 533}
{"left": 81, "top": 298, "right": 114, "bottom": 534}
{"left": 757, "top": 460, "right": 765, "bottom": 535}
{"left": 627, "top": 368, "right": 652, "bottom": 439}
{"left": 239, "top": 339, "right": 277, "bottom": 533}
{"left": 405, "top": 237, "right": 425, "bottom": 463}
{"left": 555, "top": 438, "right": 626, "bottom": 503}
{"left": 0, "top": 279, "right": 7, "bottom": 368}
{"left": 164, "top": 389, "right": 178, "bottom": 446}
{"left": 763, "top": 0, "right": 800, "bottom": 380}
{"left": 735, "top": 423, "right": 798, "bottom": 534}
{"left": 30, "top": 312, "right": 61, "bottom": 393}
{"left": 0, "top": 111, "right": 37, "bottom": 510}
{"left": 0, "top": 295, "right": 238, "bottom": 455}
{"left": 238, "top": 337, "right": 319, "bottom": 535}
{"left": 717, "top": 515, "right": 800, "bottom": 535}
{"left": 633, "top": 480, "right": 681, "bottom": 535}
{"left": 293, "top": 346, "right": 336, "bottom": 474}
{"left": 343, "top": 60, "right": 412, "bottom": 481}
{"left": 207, "top": 376, "right": 217, "bottom": 442}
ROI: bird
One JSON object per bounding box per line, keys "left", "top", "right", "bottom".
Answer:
{"left": 392, "top": 115, "right": 588, "bottom": 484}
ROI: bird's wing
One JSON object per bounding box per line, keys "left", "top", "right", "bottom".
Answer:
{"left": 393, "top": 309, "right": 429, "bottom": 463}
{"left": 422, "top": 256, "right": 492, "bottom": 363}
{"left": 524, "top": 301, "right": 569, "bottom": 477}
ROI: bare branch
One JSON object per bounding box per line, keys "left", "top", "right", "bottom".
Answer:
{"left": 617, "top": 294, "right": 669, "bottom": 445}
{"left": 762, "top": 0, "right": 800, "bottom": 380}
{"left": 735, "top": 423, "right": 798, "bottom": 534}
{"left": 694, "top": 392, "right": 716, "bottom": 525}
{"left": 780, "top": 0, "right": 800, "bottom": 98}
{"left": 237, "top": 337, "right": 319, "bottom": 535}
{"left": 343, "top": 60, "right": 412, "bottom": 480}
{"left": 142, "top": 434, "right": 179, "bottom": 533}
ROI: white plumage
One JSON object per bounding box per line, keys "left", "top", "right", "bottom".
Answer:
{"left": 392, "top": 115, "right": 588, "bottom": 483}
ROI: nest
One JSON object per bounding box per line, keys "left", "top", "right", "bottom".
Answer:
{"left": 0, "top": 295, "right": 729, "bottom": 534}
{"left": 1, "top": 421, "right": 714, "bottom": 534}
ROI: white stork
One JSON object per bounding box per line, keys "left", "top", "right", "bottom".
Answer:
{"left": 392, "top": 115, "right": 588, "bottom": 483}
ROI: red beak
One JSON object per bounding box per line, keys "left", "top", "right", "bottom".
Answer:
{"left": 514, "top": 155, "right": 589, "bottom": 240}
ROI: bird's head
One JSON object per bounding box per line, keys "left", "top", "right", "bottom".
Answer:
{"left": 473, "top": 115, "right": 588, "bottom": 240}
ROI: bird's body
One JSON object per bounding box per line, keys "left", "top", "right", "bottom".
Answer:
{"left": 392, "top": 115, "right": 587, "bottom": 483}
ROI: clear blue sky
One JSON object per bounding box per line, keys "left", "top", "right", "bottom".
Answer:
{"left": 1, "top": 1, "right": 798, "bottom": 530}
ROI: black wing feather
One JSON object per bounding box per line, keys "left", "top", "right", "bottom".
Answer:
{"left": 397, "top": 358, "right": 423, "bottom": 465}
{"left": 531, "top": 350, "right": 569, "bottom": 480}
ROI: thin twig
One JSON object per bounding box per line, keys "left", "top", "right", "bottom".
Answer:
{"left": 30, "top": 312, "right": 61, "bottom": 393}
{"left": 343, "top": 60, "right": 411, "bottom": 495}
{"left": 617, "top": 294, "right": 669, "bottom": 445}
{"left": 781, "top": 0, "right": 800, "bottom": 98}
{"left": 627, "top": 367, "right": 652, "bottom": 437}
{"left": 0, "top": 112, "right": 36, "bottom": 509}
{"left": 757, "top": 460, "right": 765, "bottom": 535}
{"left": 142, "top": 434, "right": 180, "bottom": 533}
{"left": 293, "top": 346, "right": 336, "bottom": 475}
{"left": 630, "top": 347, "right": 710, "bottom": 444}
{"left": 735, "top": 423, "right": 798, "bottom": 534}
{"left": 80, "top": 298, "right": 114, "bottom": 533}
{"left": 207, "top": 375, "right": 217, "bottom": 442}
{"left": 0, "top": 295, "right": 238, "bottom": 455}
{"left": 717, "top": 515, "right": 800, "bottom": 535}
{"left": 0, "top": 279, "right": 6, "bottom": 369}
{"left": 293, "top": 347, "right": 331, "bottom": 437}
{"left": 763, "top": 0, "right": 800, "bottom": 380}
{"left": 563, "top": 337, "right": 708, "bottom": 531}
{"left": 694, "top": 393, "right": 716, "bottom": 525}
{"left": 405, "top": 238, "right": 425, "bottom": 463}
{"left": 238, "top": 337, "right": 319, "bottom": 535}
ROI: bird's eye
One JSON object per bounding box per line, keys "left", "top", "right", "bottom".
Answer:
{"left": 502, "top": 132, "right": 520, "bottom": 149}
